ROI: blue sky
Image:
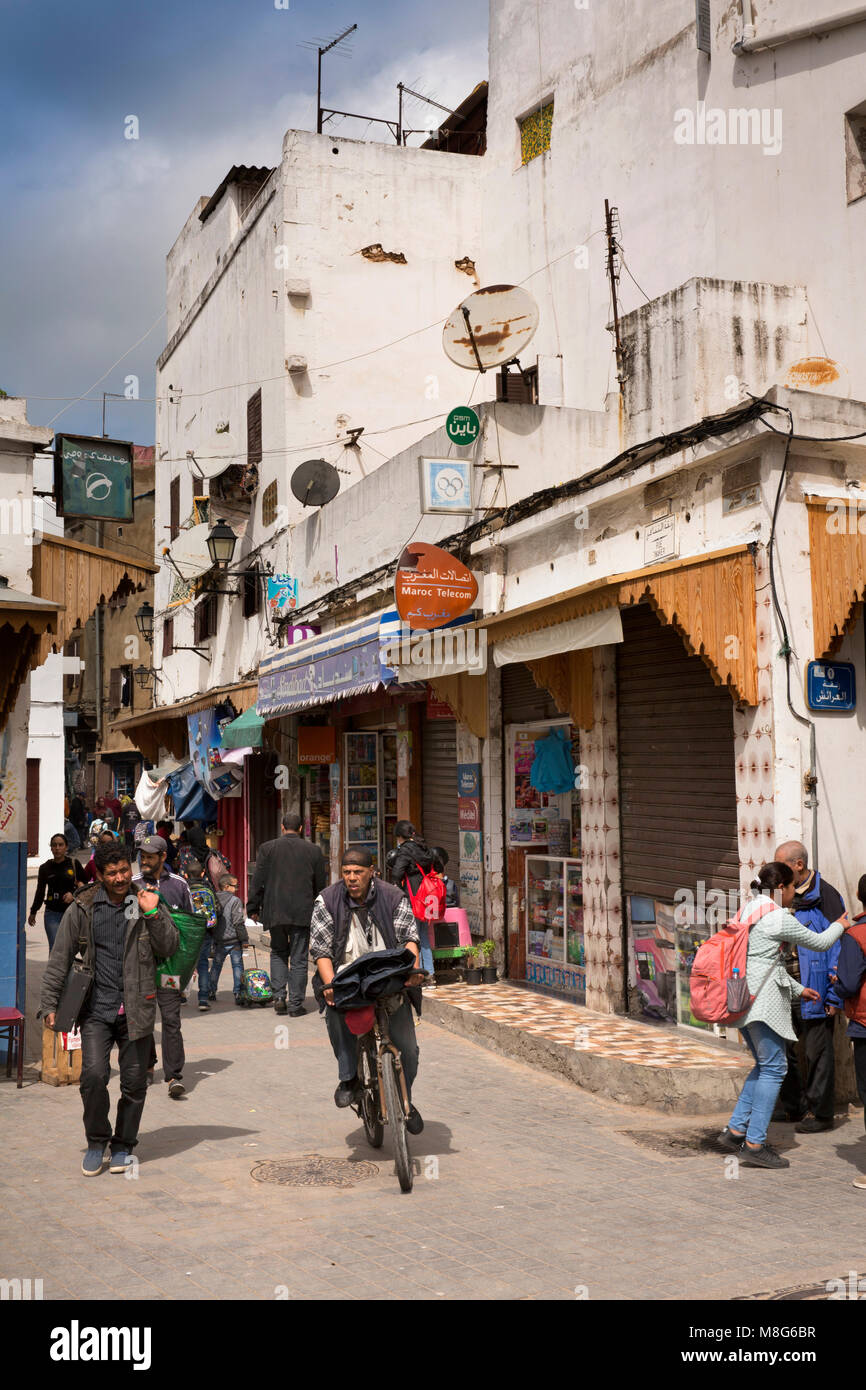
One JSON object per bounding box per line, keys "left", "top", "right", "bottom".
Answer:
{"left": 0, "top": 0, "right": 488, "bottom": 443}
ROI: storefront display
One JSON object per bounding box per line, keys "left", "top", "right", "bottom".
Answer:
{"left": 525, "top": 855, "right": 585, "bottom": 1000}
{"left": 343, "top": 729, "right": 398, "bottom": 869}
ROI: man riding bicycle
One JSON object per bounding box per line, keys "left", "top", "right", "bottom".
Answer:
{"left": 310, "top": 848, "right": 425, "bottom": 1134}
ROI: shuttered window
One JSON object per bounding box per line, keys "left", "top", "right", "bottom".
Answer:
{"left": 496, "top": 365, "right": 538, "bottom": 404}
{"left": 617, "top": 603, "right": 739, "bottom": 901}
{"left": 696, "top": 0, "right": 711, "bottom": 53}
{"left": 421, "top": 719, "right": 460, "bottom": 872}
{"left": 194, "top": 594, "right": 218, "bottom": 644}
{"left": 247, "top": 390, "right": 262, "bottom": 467}
{"left": 262, "top": 479, "right": 277, "bottom": 526}
{"left": 243, "top": 569, "right": 261, "bottom": 619}
{"left": 169, "top": 475, "right": 180, "bottom": 540}
{"left": 162, "top": 616, "right": 174, "bottom": 659}
{"left": 108, "top": 667, "right": 123, "bottom": 710}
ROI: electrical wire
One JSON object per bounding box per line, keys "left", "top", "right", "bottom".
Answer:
{"left": 45, "top": 311, "right": 167, "bottom": 426}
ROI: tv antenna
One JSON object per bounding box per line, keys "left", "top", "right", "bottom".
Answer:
{"left": 442, "top": 284, "right": 540, "bottom": 377}
{"left": 290, "top": 459, "right": 341, "bottom": 508}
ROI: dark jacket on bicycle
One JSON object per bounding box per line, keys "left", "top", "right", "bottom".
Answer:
{"left": 309, "top": 879, "right": 420, "bottom": 1012}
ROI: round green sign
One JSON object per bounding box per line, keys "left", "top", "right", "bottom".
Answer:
{"left": 446, "top": 406, "right": 480, "bottom": 446}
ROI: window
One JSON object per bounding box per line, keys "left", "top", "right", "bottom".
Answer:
{"left": 519, "top": 101, "right": 553, "bottom": 165}
{"left": 108, "top": 666, "right": 132, "bottom": 710}
{"left": 845, "top": 102, "right": 866, "bottom": 204}
{"left": 262, "top": 479, "right": 278, "bottom": 526}
{"left": 194, "top": 593, "right": 218, "bottom": 644}
{"left": 243, "top": 569, "right": 261, "bottom": 619}
{"left": 247, "top": 389, "right": 262, "bottom": 467}
{"left": 695, "top": 0, "right": 711, "bottom": 54}
{"left": 169, "top": 475, "right": 180, "bottom": 540}
{"left": 162, "top": 616, "right": 174, "bottom": 659}
{"left": 497, "top": 364, "right": 539, "bottom": 404}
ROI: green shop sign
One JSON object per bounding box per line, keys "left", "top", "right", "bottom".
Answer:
{"left": 445, "top": 406, "right": 480, "bottom": 446}
{"left": 54, "top": 434, "right": 134, "bottom": 522}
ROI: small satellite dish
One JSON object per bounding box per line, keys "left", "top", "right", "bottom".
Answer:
{"left": 164, "top": 523, "right": 214, "bottom": 580}
{"left": 291, "top": 459, "right": 341, "bottom": 508}
{"left": 442, "top": 284, "right": 539, "bottom": 372}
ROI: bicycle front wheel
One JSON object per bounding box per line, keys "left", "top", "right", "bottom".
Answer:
{"left": 380, "top": 1049, "right": 413, "bottom": 1193}
{"left": 359, "top": 1044, "right": 383, "bottom": 1149}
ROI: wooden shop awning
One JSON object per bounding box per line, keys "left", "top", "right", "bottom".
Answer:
{"left": 111, "top": 681, "right": 258, "bottom": 764}
{"left": 30, "top": 533, "right": 157, "bottom": 664}
{"left": 806, "top": 496, "right": 866, "bottom": 658}
{"left": 479, "top": 544, "right": 758, "bottom": 707}
{"left": 0, "top": 587, "right": 63, "bottom": 732}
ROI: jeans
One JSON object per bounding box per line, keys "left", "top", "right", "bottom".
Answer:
{"left": 854, "top": 1038, "right": 866, "bottom": 1134}
{"left": 324, "top": 997, "right": 419, "bottom": 1097}
{"left": 80, "top": 1013, "right": 152, "bottom": 1151}
{"left": 778, "top": 1008, "right": 836, "bottom": 1121}
{"left": 44, "top": 909, "right": 65, "bottom": 951}
{"left": 269, "top": 926, "right": 310, "bottom": 1009}
{"left": 210, "top": 943, "right": 245, "bottom": 998}
{"left": 146, "top": 987, "right": 185, "bottom": 1082}
{"left": 417, "top": 923, "right": 434, "bottom": 976}
{"left": 196, "top": 937, "right": 213, "bottom": 1004}
{"left": 728, "top": 1020, "right": 789, "bottom": 1146}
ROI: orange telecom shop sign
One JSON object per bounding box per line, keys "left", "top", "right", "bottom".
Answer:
{"left": 394, "top": 543, "right": 478, "bottom": 630}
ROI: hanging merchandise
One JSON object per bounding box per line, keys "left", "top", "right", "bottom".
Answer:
{"left": 529, "top": 727, "right": 575, "bottom": 795}
{"left": 134, "top": 769, "right": 167, "bottom": 822}
{"left": 166, "top": 761, "right": 218, "bottom": 823}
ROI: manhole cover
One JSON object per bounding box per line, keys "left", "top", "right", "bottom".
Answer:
{"left": 251, "top": 1155, "right": 379, "bottom": 1188}
{"left": 620, "top": 1128, "right": 719, "bottom": 1157}
{"left": 736, "top": 1273, "right": 866, "bottom": 1301}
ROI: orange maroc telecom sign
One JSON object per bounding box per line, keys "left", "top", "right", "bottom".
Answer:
{"left": 394, "top": 542, "right": 478, "bottom": 631}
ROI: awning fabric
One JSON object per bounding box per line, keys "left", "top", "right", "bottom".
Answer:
{"left": 381, "top": 610, "right": 484, "bottom": 681}
{"left": 492, "top": 606, "right": 622, "bottom": 667}
{"left": 111, "top": 681, "right": 258, "bottom": 763}
{"left": 0, "top": 589, "right": 63, "bottom": 732}
{"left": 220, "top": 705, "right": 264, "bottom": 749}
{"left": 481, "top": 545, "right": 758, "bottom": 706}
{"left": 257, "top": 610, "right": 396, "bottom": 717}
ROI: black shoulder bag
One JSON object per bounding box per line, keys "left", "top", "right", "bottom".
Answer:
{"left": 53, "top": 935, "right": 94, "bottom": 1033}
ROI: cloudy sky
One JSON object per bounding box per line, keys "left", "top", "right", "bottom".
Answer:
{"left": 0, "top": 0, "right": 488, "bottom": 443}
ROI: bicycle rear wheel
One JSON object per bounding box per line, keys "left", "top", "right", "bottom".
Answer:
{"left": 380, "top": 1049, "right": 412, "bottom": 1193}
{"left": 359, "top": 1044, "right": 383, "bottom": 1148}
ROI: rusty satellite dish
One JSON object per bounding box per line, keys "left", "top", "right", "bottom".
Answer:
{"left": 291, "top": 459, "right": 341, "bottom": 508}
{"left": 442, "top": 284, "right": 539, "bottom": 373}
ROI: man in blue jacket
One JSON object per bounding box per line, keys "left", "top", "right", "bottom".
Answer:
{"left": 774, "top": 840, "right": 847, "bottom": 1132}
{"left": 833, "top": 874, "right": 866, "bottom": 1189}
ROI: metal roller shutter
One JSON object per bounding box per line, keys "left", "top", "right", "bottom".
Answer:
{"left": 500, "top": 662, "right": 562, "bottom": 722}
{"left": 617, "top": 603, "right": 739, "bottom": 901}
{"left": 421, "top": 719, "right": 459, "bottom": 870}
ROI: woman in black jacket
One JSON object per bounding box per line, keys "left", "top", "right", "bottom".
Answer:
{"left": 28, "top": 833, "right": 88, "bottom": 948}
{"left": 388, "top": 821, "right": 436, "bottom": 983}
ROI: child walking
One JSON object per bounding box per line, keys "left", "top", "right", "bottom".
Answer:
{"left": 211, "top": 874, "right": 249, "bottom": 1005}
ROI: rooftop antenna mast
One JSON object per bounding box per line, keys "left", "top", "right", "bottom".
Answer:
{"left": 397, "top": 83, "right": 453, "bottom": 145}
{"left": 316, "top": 24, "right": 357, "bottom": 134}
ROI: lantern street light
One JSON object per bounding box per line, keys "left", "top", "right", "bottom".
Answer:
{"left": 134, "top": 601, "right": 154, "bottom": 644}
{"left": 206, "top": 518, "right": 238, "bottom": 570}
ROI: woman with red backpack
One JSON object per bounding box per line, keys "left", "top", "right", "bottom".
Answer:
{"left": 717, "top": 861, "right": 847, "bottom": 1169}
{"left": 387, "top": 821, "right": 443, "bottom": 988}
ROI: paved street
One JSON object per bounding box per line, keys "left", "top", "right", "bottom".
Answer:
{"left": 3, "top": 933, "right": 866, "bottom": 1302}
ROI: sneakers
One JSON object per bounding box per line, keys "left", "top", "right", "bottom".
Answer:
{"left": 406, "top": 1105, "right": 424, "bottom": 1135}
{"left": 81, "top": 1146, "right": 106, "bottom": 1176}
{"left": 198, "top": 1001, "right": 210, "bottom": 1012}
{"left": 274, "top": 1001, "right": 288, "bottom": 1016}
{"left": 234, "top": 995, "right": 243, "bottom": 1006}
{"left": 334, "top": 1078, "right": 359, "bottom": 1108}
{"left": 795, "top": 1115, "right": 834, "bottom": 1133}
{"left": 109, "top": 1148, "right": 132, "bottom": 1174}
{"left": 167, "top": 1078, "right": 185, "bottom": 1099}
{"left": 715, "top": 1127, "right": 744, "bottom": 1153}
{"left": 208, "top": 991, "right": 216, "bottom": 1002}
{"left": 853, "top": 1174, "right": 866, "bottom": 1189}
{"left": 742, "top": 1143, "right": 790, "bottom": 1169}
{"left": 288, "top": 1005, "right": 307, "bottom": 1017}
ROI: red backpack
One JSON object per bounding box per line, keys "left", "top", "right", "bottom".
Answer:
{"left": 688, "top": 899, "right": 778, "bottom": 1026}
{"left": 404, "top": 858, "right": 447, "bottom": 923}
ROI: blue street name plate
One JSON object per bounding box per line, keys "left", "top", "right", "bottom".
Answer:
{"left": 806, "top": 660, "right": 856, "bottom": 712}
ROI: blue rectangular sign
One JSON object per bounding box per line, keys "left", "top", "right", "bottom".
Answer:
{"left": 806, "top": 660, "right": 856, "bottom": 712}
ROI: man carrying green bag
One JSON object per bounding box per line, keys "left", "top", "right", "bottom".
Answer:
{"left": 134, "top": 836, "right": 205, "bottom": 1098}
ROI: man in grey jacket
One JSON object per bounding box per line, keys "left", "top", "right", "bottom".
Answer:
{"left": 247, "top": 812, "right": 327, "bottom": 1017}
{"left": 40, "top": 841, "right": 178, "bottom": 1177}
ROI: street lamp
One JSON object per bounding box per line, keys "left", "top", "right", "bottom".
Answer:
{"left": 133, "top": 665, "right": 159, "bottom": 689}
{"left": 135, "top": 601, "right": 154, "bottom": 644}
{"left": 206, "top": 518, "right": 238, "bottom": 570}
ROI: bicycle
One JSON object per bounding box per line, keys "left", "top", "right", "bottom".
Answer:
{"left": 351, "top": 996, "right": 414, "bottom": 1193}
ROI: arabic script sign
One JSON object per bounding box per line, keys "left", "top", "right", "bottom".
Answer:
{"left": 394, "top": 542, "right": 478, "bottom": 631}
{"left": 54, "top": 434, "right": 134, "bottom": 522}
{"left": 806, "top": 661, "right": 856, "bottom": 713}
{"left": 445, "top": 406, "right": 480, "bottom": 446}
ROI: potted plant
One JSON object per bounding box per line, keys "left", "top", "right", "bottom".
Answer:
{"left": 464, "top": 945, "right": 482, "bottom": 985}
{"left": 480, "top": 939, "right": 497, "bottom": 984}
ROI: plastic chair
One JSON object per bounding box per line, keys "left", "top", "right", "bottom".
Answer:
{"left": 0, "top": 1008, "right": 24, "bottom": 1088}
